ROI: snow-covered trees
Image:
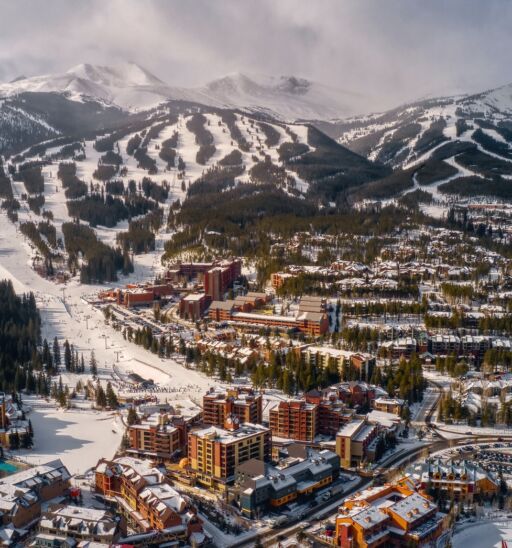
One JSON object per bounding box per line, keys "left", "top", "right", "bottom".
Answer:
{"left": 95, "top": 384, "right": 107, "bottom": 408}
{"left": 89, "top": 351, "right": 98, "bottom": 378}
{"left": 53, "top": 337, "right": 61, "bottom": 367}
{"left": 105, "top": 382, "right": 118, "bottom": 409}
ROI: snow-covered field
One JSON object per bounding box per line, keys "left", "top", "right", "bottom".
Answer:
{"left": 0, "top": 107, "right": 314, "bottom": 477}
{"left": 0, "top": 109, "right": 311, "bottom": 475}
{"left": 19, "top": 396, "right": 123, "bottom": 475}
{"left": 0, "top": 190, "right": 220, "bottom": 474}
{"left": 453, "top": 520, "right": 512, "bottom": 547}
{"left": 0, "top": 202, "right": 215, "bottom": 396}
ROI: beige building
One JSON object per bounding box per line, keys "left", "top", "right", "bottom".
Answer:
{"left": 188, "top": 423, "right": 270, "bottom": 490}
{"left": 335, "top": 418, "right": 379, "bottom": 468}
{"left": 374, "top": 397, "right": 405, "bottom": 416}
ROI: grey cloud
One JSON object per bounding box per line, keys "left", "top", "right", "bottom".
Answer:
{"left": 0, "top": 0, "right": 511, "bottom": 110}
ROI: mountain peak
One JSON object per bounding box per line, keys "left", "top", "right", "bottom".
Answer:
{"left": 204, "top": 72, "right": 311, "bottom": 95}
{"left": 65, "top": 62, "right": 164, "bottom": 88}
{"left": 199, "top": 72, "right": 366, "bottom": 119}
{"left": 0, "top": 63, "right": 369, "bottom": 120}
{"left": 9, "top": 75, "right": 27, "bottom": 83}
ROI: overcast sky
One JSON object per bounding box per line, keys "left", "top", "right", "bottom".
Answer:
{"left": 1, "top": 0, "right": 511, "bottom": 110}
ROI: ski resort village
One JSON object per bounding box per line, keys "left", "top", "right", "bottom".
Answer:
{"left": 2, "top": 2, "right": 512, "bottom": 547}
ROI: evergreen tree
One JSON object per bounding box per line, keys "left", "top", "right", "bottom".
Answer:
{"left": 282, "top": 369, "right": 294, "bottom": 395}
{"left": 105, "top": 382, "right": 119, "bottom": 409}
{"left": 70, "top": 344, "right": 76, "bottom": 372}
{"left": 127, "top": 406, "right": 139, "bottom": 425}
{"left": 120, "top": 433, "right": 130, "bottom": 450}
{"left": 42, "top": 338, "right": 51, "bottom": 365}
{"left": 90, "top": 351, "right": 98, "bottom": 377}
{"left": 64, "top": 340, "right": 72, "bottom": 371}
{"left": 53, "top": 337, "right": 61, "bottom": 367}
{"left": 96, "top": 385, "right": 107, "bottom": 408}
{"left": 57, "top": 376, "right": 67, "bottom": 407}
{"left": 25, "top": 367, "right": 36, "bottom": 393}
{"left": 14, "top": 367, "right": 23, "bottom": 393}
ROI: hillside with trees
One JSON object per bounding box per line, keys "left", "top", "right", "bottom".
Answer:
{"left": 0, "top": 280, "right": 41, "bottom": 391}
{"left": 62, "top": 222, "right": 132, "bottom": 282}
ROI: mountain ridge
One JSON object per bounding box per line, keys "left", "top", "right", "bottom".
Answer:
{"left": 0, "top": 62, "right": 370, "bottom": 120}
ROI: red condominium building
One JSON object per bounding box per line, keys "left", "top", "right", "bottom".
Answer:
{"left": 269, "top": 400, "right": 318, "bottom": 442}
{"left": 203, "top": 387, "right": 262, "bottom": 428}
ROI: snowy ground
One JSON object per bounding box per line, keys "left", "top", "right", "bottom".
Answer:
{"left": 0, "top": 204, "right": 215, "bottom": 398}
{"left": 17, "top": 396, "right": 123, "bottom": 475}
{"left": 435, "top": 423, "right": 512, "bottom": 438}
{"left": 423, "top": 370, "right": 455, "bottom": 390}
{"left": 453, "top": 519, "right": 512, "bottom": 547}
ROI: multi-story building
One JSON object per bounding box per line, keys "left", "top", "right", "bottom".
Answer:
{"left": 380, "top": 337, "right": 418, "bottom": 360}
{"left": 179, "top": 292, "right": 209, "bottom": 320}
{"left": 209, "top": 300, "right": 329, "bottom": 336}
{"left": 297, "top": 295, "right": 326, "bottom": 314}
{"left": 408, "top": 459, "right": 499, "bottom": 504}
{"left": 378, "top": 334, "right": 512, "bottom": 366}
{"left": 94, "top": 456, "right": 203, "bottom": 543}
{"left": 430, "top": 334, "right": 461, "bottom": 356}
{"left": 203, "top": 387, "right": 262, "bottom": 428}
{"left": 0, "top": 393, "right": 31, "bottom": 448}
{"left": 232, "top": 292, "right": 269, "bottom": 311}
{"left": 295, "top": 311, "right": 330, "bottom": 336}
{"left": 37, "top": 505, "right": 123, "bottom": 545}
{"left": 460, "top": 335, "right": 491, "bottom": 364}
{"left": 0, "top": 460, "right": 70, "bottom": 529}
{"left": 304, "top": 389, "right": 354, "bottom": 437}
{"left": 374, "top": 397, "right": 405, "bottom": 416}
{"left": 99, "top": 283, "right": 174, "bottom": 308}
{"left": 166, "top": 259, "right": 241, "bottom": 302}
{"left": 326, "top": 382, "right": 378, "bottom": 410}
{"left": 269, "top": 400, "right": 318, "bottom": 442}
{"left": 208, "top": 300, "right": 237, "bottom": 322}
{"left": 336, "top": 418, "right": 380, "bottom": 468}
{"left": 236, "top": 447, "right": 340, "bottom": 518}
{"left": 335, "top": 482, "right": 447, "bottom": 547}
{"left": 127, "top": 414, "right": 187, "bottom": 463}
{"left": 204, "top": 260, "right": 242, "bottom": 301}
{"left": 271, "top": 271, "right": 296, "bottom": 289}
{"left": 126, "top": 404, "right": 201, "bottom": 463}
{"left": 188, "top": 423, "right": 271, "bottom": 489}
{"left": 301, "top": 346, "right": 376, "bottom": 382}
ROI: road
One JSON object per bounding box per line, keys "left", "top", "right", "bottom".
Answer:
{"left": 233, "top": 379, "right": 512, "bottom": 548}
{"left": 232, "top": 441, "right": 440, "bottom": 548}
{"left": 413, "top": 379, "right": 443, "bottom": 425}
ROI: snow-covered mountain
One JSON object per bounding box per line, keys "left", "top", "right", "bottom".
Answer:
{"left": 0, "top": 63, "right": 368, "bottom": 120}
{"left": 332, "top": 82, "right": 512, "bottom": 170}
{"left": 325, "top": 82, "right": 512, "bottom": 205}
{"left": 0, "top": 63, "right": 172, "bottom": 111}
{"left": 196, "top": 72, "right": 368, "bottom": 120}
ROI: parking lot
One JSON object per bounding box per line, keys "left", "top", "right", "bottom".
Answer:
{"left": 443, "top": 442, "right": 512, "bottom": 478}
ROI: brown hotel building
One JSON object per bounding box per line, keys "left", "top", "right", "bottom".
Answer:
{"left": 127, "top": 417, "right": 187, "bottom": 463}
{"left": 269, "top": 400, "right": 318, "bottom": 442}
{"left": 209, "top": 302, "right": 328, "bottom": 336}
{"left": 203, "top": 387, "right": 262, "bottom": 428}
{"left": 304, "top": 389, "right": 354, "bottom": 437}
{"left": 269, "top": 393, "right": 353, "bottom": 442}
